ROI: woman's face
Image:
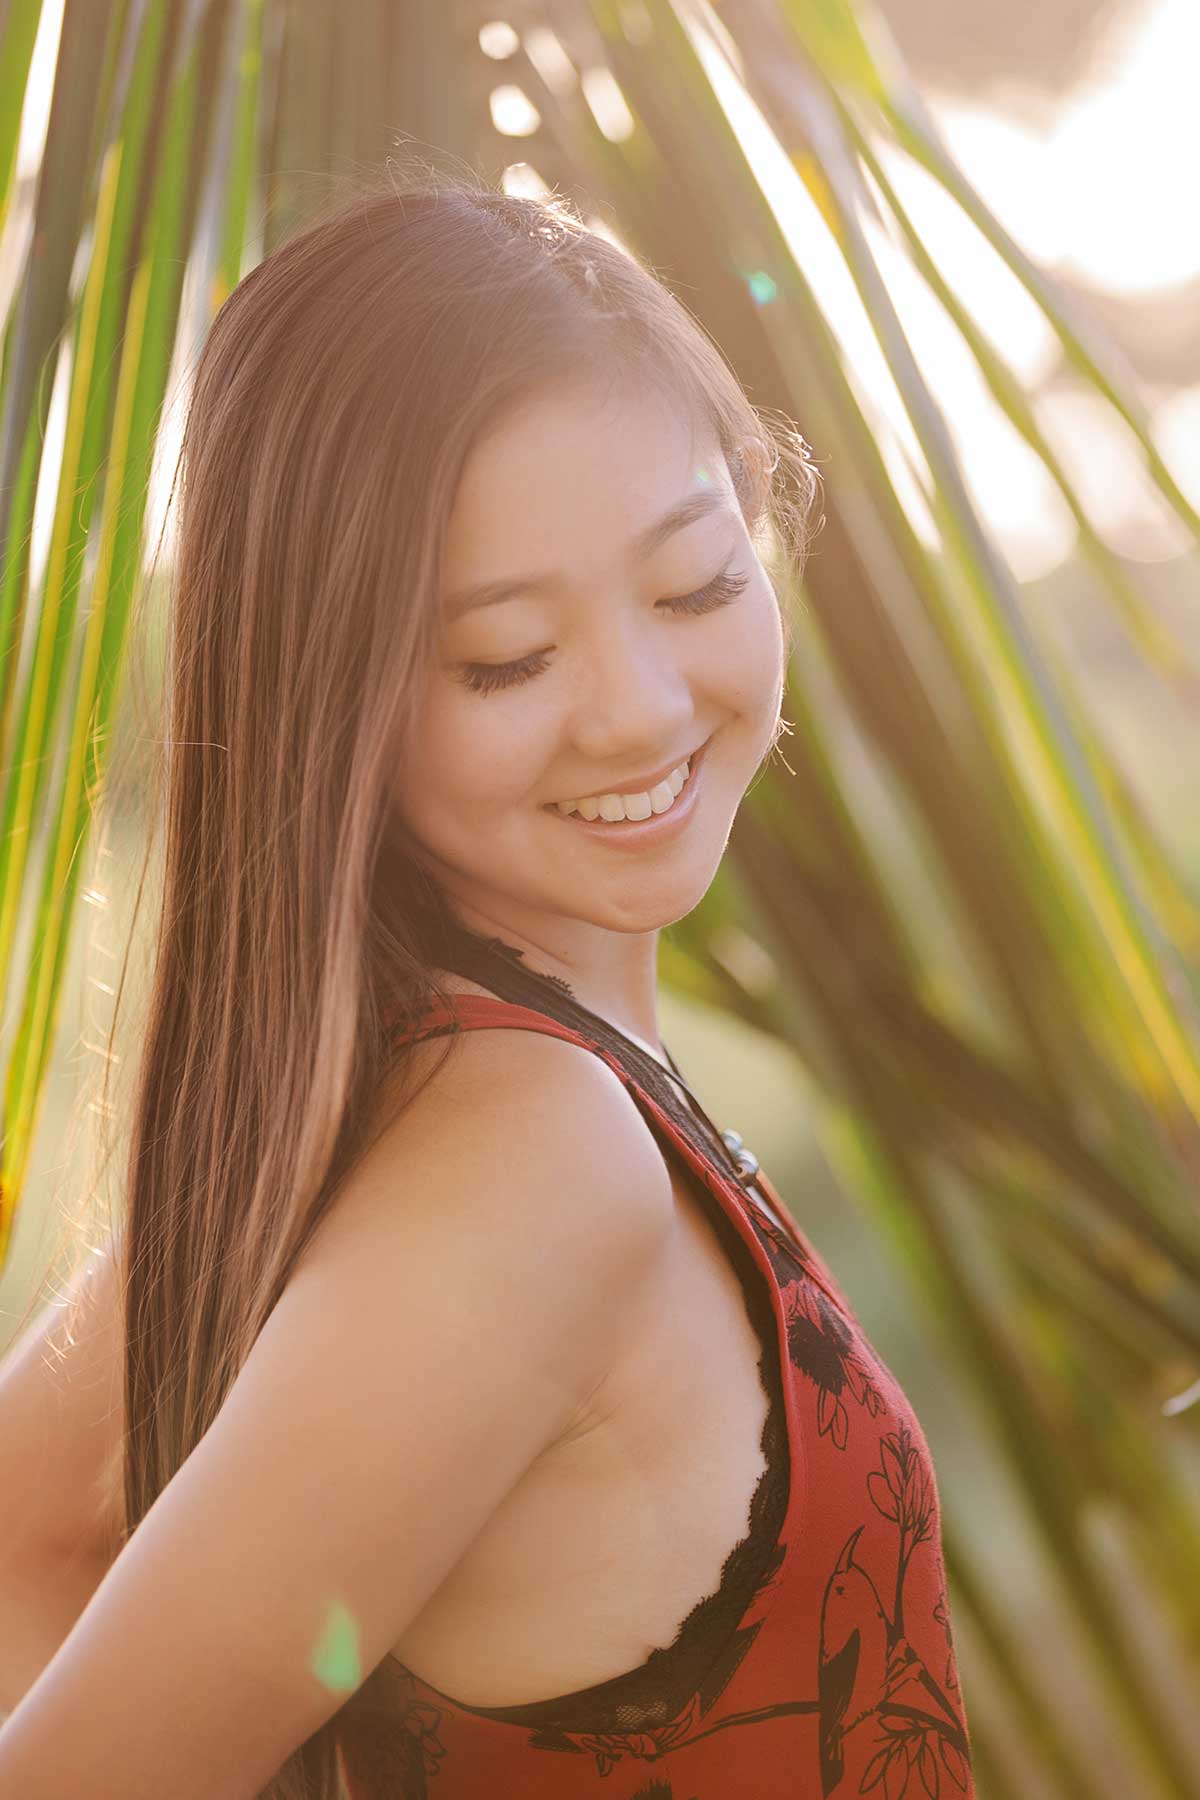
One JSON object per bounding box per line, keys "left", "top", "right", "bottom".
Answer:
{"left": 392, "top": 375, "right": 785, "bottom": 950}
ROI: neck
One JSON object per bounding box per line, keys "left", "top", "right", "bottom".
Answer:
{"left": 434, "top": 905, "right": 665, "bottom": 1056}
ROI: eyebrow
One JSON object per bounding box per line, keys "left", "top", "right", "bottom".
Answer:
{"left": 441, "top": 489, "right": 733, "bottom": 624}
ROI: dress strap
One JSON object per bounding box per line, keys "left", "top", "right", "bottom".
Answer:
{"left": 384, "top": 992, "right": 815, "bottom": 1275}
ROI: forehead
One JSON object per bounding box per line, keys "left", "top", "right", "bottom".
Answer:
{"left": 441, "top": 377, "right": 733, "bottom": 582}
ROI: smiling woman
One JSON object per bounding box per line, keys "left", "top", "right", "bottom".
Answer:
{"left": 396, "top": 370, "right": 787, "bottom": 943}
{"left": 0, "top": 169, "right": 978, "bottom": 1800}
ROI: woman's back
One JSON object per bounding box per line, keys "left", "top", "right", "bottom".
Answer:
{"left": 336, "top": 975, "right": 975, "bottom": 1799}
{"left": 377, "top": 976, "right": 785, "bottom": 1708}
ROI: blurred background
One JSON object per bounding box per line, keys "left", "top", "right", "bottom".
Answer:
{"left": 1, "top": 2, "right": 1198, "bottom": 1796}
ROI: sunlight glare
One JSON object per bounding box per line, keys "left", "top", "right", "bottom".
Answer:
{"left": 1151, "top": 383, "right": 1200, "bottom": 514}
{"left": 931, "top": 0, "right": 1200, "bottom": 296}
{"left": 490, "top": 85, "right": 540, "bottom": 137}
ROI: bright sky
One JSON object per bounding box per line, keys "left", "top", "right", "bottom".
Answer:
{"left": 919, "top": 0, "right": 1200, "bottom": 574}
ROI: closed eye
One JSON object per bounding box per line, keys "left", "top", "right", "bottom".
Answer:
{"left": 453, "top": 566, "right": 751, "bottom": 697}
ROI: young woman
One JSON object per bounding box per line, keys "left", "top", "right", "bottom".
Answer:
{"left": 0, "top": 175, "right": 974, "bottom": 1798}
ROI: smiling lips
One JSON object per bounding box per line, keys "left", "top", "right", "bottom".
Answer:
{"left": 553, "top": 756, "right": 693, "bottom": 822}
{"left": 546, "top": 741, "right": 706, "bottom": 816}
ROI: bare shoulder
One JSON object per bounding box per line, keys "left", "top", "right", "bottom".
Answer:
{"left": 319, "top": 1012, "right": 680, "bottom": 1449}
{"left": 334, "top": 1011, "right": 676, "bottom": 1295}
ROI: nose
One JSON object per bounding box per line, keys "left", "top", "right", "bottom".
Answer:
{"left": 565, "top": 615, "right": 694, "bottom": 761}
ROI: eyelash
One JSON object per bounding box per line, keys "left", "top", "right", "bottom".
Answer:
{"left": 454, "top": 568, "right": 751, "bottom": 697}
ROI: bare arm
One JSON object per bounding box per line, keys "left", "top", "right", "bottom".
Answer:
{"left": 0, "top": 1234, "right": 126, "bottom": 1718}
{"left": 0, "top": 1547, "right": 110, "bottom": 1727}
{"left": 0, "top": 1031, "right": 673, "bottom": 1798}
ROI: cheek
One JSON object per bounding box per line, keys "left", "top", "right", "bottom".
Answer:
{"left": 713, "top": 580, "right": 785, "bottom": 711}
{"left": 400, "top": 691, "right": 540, "bottom": 830}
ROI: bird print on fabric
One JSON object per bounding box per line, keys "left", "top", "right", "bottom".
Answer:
{"left": 743, "top": 1177, "right": 972, "bottom": 1796}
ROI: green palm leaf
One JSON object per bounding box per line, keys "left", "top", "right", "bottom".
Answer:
{"left": 2, "top": 2, "right": 1198, "bottom": 1792}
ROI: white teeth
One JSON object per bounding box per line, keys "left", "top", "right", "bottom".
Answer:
{"left": 554, "top": 757, "right": 691, "bottom": 821}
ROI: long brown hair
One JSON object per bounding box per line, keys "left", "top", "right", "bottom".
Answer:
{"left": 70, "top": 165, "right": 821, "bottom": 1795}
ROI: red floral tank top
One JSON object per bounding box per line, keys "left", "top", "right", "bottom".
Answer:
{"left": 335, "top": 992, "right": 975, "bottom": 1800}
